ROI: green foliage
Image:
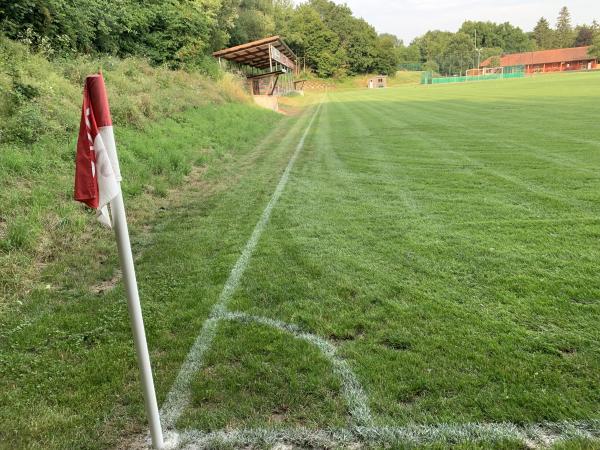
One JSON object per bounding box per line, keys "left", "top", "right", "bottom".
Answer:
{"left": 460, "top": 21, "right": 533, "bottom": 53}
{"left": 533, "top": 17, "right": 554, "bottom": 49}
{"left": 444, "top": 32, "right": 476, "bottom": 75}
{"left": 0, "top": 0, "right": 222, "bottom": 69}
{"left": 554, "top": 6, "right": 574, "bottom": 48}
{"left": 0, "top": 37, "right": 256, "bottom": 303}
{"left": 407, "top": 6, "right": 597, "bottom": 77}
{"left": 279, "top": 0, "right": 398, "bottom": 77}
{"left": 374, "top": 34, "right": 401, "bottom": 76}
{"left": 589, "top": 34, "right": 600, "bottom": 59}
{"left": 285, "top": 4, "right": 346, "bottom": 77}
{"left": 3, "top": 101, "right": 45, "bottom": 143}
{"left": 397, "top": 42, "right": 421, "bottom": 64}
{"left": 411, "top": 30, "right": 478, "bottom": 76}
{"left": 574, "top": 25, "right": 595, "bottom": 47}
{"left": 0, "top": 0, "right": 597, "bottom": 81}
{"left": 423, "top": 60, "right": 439, "bottom": 73}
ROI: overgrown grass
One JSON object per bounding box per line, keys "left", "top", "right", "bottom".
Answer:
{"left": 0, "top": 37, "right": 250, "bottom": 305}
{"left": 0, "top": 100, "right": 289, "bottom": 448}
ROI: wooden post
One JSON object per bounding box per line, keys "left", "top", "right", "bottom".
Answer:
{"left": 269, "top": 45, "right": 273, "bottom": 72}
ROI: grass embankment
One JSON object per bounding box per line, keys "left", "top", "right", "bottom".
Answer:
{"left": 0, "top": 37, "right": 252, "bottom": 305}
{"left": 329, "top": 71, "right": 422, "bottom": 90}
{"left": 0, "top": 38, "right": 298, "bottom": 448}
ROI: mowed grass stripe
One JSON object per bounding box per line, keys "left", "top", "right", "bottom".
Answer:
{"left": 391, "top": 85, "right": 600, "bottom": 176}
{"left": 333, "top": 92, "right": 570, "bottom": 224}
{"left": 344, "top": 86, "right": 600, "bottom": 219}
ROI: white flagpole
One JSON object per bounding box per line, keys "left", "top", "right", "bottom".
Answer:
{"left": 111, "top": 189, "right": 164, "bottom": 449}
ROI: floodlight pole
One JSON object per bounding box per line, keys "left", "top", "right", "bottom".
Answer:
{"left": 474, "top": 30, "right": 482, "bottom": 69}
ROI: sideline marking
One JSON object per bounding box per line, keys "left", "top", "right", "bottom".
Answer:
{"left": 173, "top": 421, "right": 600, "bottom": 449}
{"left": 160, "top": 101, "right": 323, "bottom": 430}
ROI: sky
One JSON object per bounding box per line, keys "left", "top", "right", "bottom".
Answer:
{"left": 330, "top": 0, "right": 600, "bottom": 43}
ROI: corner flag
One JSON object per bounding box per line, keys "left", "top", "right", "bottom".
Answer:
{"left": 74, "top": 74, "right": 120, "bottom": 227}
{"left": 74, "top": 74, "right": 164, "bottom": 449}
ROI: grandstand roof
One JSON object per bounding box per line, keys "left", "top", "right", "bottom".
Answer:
{"left": 212, "top": 36, "right": 296, "bottom": 70}
{"left": 481, "top": 46, "right": 595, "bottom": 67}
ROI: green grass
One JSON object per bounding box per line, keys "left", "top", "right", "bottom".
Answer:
{"left": 3, "top": 71, "right": 600, "bottom": 449}
{"left": 0, "top": 100, "right": 287, "bottom": 448}
{"left": 0, "top": 37, "right": 250, "bottom": 305}
{"left": 328, "top": 71, "right": 422, "bottom": 90}
{"left": 185, "top": 72, "right": 600, "bottom": 444}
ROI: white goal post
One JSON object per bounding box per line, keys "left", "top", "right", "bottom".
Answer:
{"left": 466, "top": 68, "right": 483, "bottom": 77}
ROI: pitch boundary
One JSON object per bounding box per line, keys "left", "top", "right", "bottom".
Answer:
{"left": 169, "top": 420, "right": 600, "bottom": 449}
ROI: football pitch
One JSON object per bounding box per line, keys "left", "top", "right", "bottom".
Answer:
{"left": 3, "top": 72, "right": 600, "bottom": 449}
{"left": 160, "top": 72, "right": 600, "bottom": 448}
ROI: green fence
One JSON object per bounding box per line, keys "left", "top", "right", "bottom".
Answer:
{"left": 421, "top": 70, "right": 525, "bottom": 85}
{"left": 398, "top": 62, "right": 423, "bottom": 71}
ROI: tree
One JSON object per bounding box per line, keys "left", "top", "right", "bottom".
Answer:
{"left": 373, "top": 34, "right": 400, "bottom": 75}
{"left": 589, "top": 34, "right": 600, "bottom": 59}
{"left": 441, "top": 32, "right": 475, "bottom": 75}
{"left": 210, "top": 0, "right": 240, "bottom": 51}
{"left": 397, "top": 42, "right": 420, "bottom": 63}
{"left": 306, "top": 0, "right": 380, "bottom": 75}
{"left": 423, "top": 60, "right": 439, "bottom": 73}
{"left": 554, "top": 6, "right": 574, "bottom": 48}
{"left": 285, "top": 4, "right": 346, "bottom": 77}
{"left": 574, "top": 25, "right": 595, "bottom": 47}
{"left": 415, "top": 30, "right": 453, "bottom": 69}
{"left": 459, "top": 20, "right": 533, "bottom": 53}
{"left": 533, "top": 17, "right": 554, "bottom": 49}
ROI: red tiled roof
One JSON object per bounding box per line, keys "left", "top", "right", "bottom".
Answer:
{"left": 481, "top": 46, "right": 595, "bottom": 67}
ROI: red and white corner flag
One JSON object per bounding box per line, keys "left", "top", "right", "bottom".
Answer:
{"left": 74, "top": 74, "right": 164, "bottom": 449}
{"left": 74, "top": 74, "right": 121, "bottom": 227}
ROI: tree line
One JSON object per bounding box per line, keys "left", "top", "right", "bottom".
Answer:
{"left": 1, "top": 2, "right": 598, "bottom": 78}
{"left": 397, "top": 6, "right": 600, "bottom": 76}
{"left": 0, "top": 0, "right": 399, "bottom": 77}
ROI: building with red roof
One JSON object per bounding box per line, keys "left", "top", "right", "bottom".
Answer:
{"left": 481, "top": 46, "right": 597, "bottom": 74}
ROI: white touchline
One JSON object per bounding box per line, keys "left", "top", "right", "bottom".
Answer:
{"left": 173, "top": 421, "right": 600, "bottom": 449}
{"left": 160, "top": 100, "right": 324, "bottom": 430}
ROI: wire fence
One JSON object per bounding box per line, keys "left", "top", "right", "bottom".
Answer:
{"left": 421, "top": 65, "right": 525, "bottom": 85}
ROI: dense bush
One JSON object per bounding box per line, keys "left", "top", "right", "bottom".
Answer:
{"left": 0, "top": 0, "right": 223, "bottom": 69}
{"left": 0, "top": 0, "right": 400, "bottom": 77}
